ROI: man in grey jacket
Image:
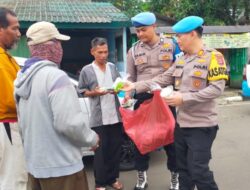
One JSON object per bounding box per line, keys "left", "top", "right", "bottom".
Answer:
{"left": 14, "top": 21, "right": 99, "bottom": 190}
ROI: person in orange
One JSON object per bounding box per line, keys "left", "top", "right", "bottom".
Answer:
{"left": 0, "top": 7, "right": 28, "bottom": 190}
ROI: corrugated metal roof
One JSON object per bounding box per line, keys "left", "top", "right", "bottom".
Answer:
{"left": 130, "top": 25, "right": 250, "bottom": 34}
{"left": 0, "top": 0, "right": 129, "bottom": 23}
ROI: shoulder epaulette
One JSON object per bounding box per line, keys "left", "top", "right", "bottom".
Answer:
{"left": 131, "top": 40, "right": 140, "bottom": 62}
{"left": 132, "top": 40, "right": 140, "bottom": 47}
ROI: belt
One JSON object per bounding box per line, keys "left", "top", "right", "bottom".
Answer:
{"left": 3, "top": 123, "right": 12, "bottom": 144}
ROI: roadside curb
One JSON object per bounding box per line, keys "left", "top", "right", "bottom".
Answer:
{"left": 224, "top": 95, "right": 243, "bottom": 102}
{"left": 217, "top": 94, "right": 250, "bottom": 105}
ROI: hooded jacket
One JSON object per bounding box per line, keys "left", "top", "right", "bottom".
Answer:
{"left": 14, "top": 58, "right": 98, "bottom": 178}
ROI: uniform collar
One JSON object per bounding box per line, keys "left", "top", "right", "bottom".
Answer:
{"left": 140, "top": 38, "right": 160, "bottom": 50}
{"left": 197, "top": 46, "right": 211, "bottom": 57}
{"left": 183, "top": 46, "right": 212, "bottom": 63}
{"left": 184, "top": 46, "right": 207, "bottom": 58}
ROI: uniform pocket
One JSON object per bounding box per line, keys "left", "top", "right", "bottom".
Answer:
{"left": 172, "top": 69, "right": 183, "bottom": 90}
{"left": 159, "top": 53, "right": 173, "bottom": 69}
{"left": 158, "top": 53, "right": 173, "bottom": 61}
{"left": 135, "top": 56, "right": 148, "bottom": 73}
{"left": 189, "top": 70, "right": 208, "bottom": 91}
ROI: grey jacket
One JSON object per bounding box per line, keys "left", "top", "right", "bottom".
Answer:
{"left": 78, "top": 62, "right": 122, "bottom": 128}
{"left": 14, "top": 58, "right": 98, "bottom": 178}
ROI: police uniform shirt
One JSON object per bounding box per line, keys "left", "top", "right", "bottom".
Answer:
{"left": 134, "top": 47, "right": 228, "bottom": 128}
{"left": 127, "top": 37, "right": 177, "bottom": 82}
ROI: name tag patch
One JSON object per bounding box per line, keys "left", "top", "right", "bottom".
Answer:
{"left": 193, "top": 65, "right": 208, "bottom": 70}
{"left": 208, "top": 67, "right": 227, "bottom": 78}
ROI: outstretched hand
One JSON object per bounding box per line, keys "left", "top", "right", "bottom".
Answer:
{"left": 93, "top": 87, "right": 109, "bottom": 96}
{"left": 121, "top": 81, "right": 135, "bottom": 92}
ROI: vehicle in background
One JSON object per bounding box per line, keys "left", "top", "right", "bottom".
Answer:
{"left": 242, "top": 61, "right": 250, "bottom": 98}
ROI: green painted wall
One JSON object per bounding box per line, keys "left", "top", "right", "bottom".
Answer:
{"left": 9, "top": 36, "right": 30, "bottom": 58}
{"left": 229, "top": 48, "right": 248, "bottom": 88}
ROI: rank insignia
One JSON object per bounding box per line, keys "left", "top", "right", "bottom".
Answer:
{"left": 178, "top": 60, "right": 185, "bottom": 65}
{"left": 198, "top": 50, "right": 204, "bottom": 56}
{"left": 163, "top": 43, "right": 170, "bottom": 48}
{"left": 198, "top": 59, "right": 206, "bottom": 63}
{"left": 193, "top": 71, "right": 202, "bottom": 77}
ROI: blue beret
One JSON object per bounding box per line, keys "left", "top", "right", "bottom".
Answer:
{"left": 172, "top": 16, "right": 204, "bottom": 33}
{"left": 131, "top": 12, "right": 156, "bottom": 27}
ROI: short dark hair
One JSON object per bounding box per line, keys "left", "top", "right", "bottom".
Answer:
{"left": 0, "top": 7, "right": 16, "bottom": 28}
{"left": 91, "top": 37, "right": 107, "bottom": 48}
{"left": 194, "top": 26, "right": 203, "bottom": 37}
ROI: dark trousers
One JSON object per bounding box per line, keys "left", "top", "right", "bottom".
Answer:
{"left": 133, "top": 93, "right": 177, "bottom": 172}
{"left": 92, "top": 123, "right": 123, "bottom": 187}
{"left": 174, "top": 124, "right": 219, "bottom": 190}
{"left": 28, "top": 170, "right": 89, "bottom": 190}
{"left": 135, "top": 143, "right": 177, "bottom": 172}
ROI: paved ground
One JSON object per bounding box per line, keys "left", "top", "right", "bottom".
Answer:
{"left": 84, "top": 90, "right": 250, "bottom": 190}
{"left": 216, "top": 86, "right": 242, "bottom": 105}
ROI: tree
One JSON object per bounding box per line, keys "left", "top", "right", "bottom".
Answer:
{"left": 93, "top": 0, "right": 145, "bottom": 17}
{"left": 94, "top": 0, "right": 250, "bottom": 25}
{"left": 151, "top": 0, "right": 250, "bottom": 25}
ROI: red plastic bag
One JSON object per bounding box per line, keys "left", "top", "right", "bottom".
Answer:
{"left": 119, "top": 90, "right": 175, "bottom": 155}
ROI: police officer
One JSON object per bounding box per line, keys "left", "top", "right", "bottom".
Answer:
{"left": 127, "top": 12, "right": 181, "bottom": 190}
{"left": 123, "top": 16, "right": 228, "bottom": 190}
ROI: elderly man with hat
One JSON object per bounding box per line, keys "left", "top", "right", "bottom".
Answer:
{"left": 123, "top": 15, "right": 228, "bottom": 190}
{"left": 126, "top": 12, "right": 181, "bottom": 190}
{"left": 14, "top": 21, "right": 99, "bottom": 190}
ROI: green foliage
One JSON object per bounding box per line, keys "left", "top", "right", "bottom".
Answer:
{"left": 94, "top": 0, "right": 250, "bottom": 25}
{"left": 160, "top": 0, "right": 249, "bottom": 25}
{"left": 94, "top": 0, "right": 145, "bottom": 17}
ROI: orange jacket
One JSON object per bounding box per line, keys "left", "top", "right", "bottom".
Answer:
{"left": 0, "top": 47, "right": 20, "bottom": 121}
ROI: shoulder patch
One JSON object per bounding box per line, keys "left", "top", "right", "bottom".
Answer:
{"left": 208, "top": 51, "right": 228, "bottom": 81}
{"left": 214, "top": 52, "right": 225, "bottom": 66}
